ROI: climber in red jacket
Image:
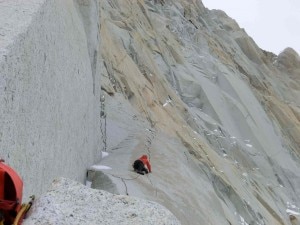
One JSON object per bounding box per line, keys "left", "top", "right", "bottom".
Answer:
{"left": 132, "top": 155, "right": 151, "bottom": 175}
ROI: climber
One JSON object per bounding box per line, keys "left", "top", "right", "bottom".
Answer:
{"left": 0, "top": 159, "right": 35, "bottom": 225}
{"left": 0, "top": 159, "right": 23, "bottom": 224}
{"left": 132, "top": 155, "right": 151, "bottom": 175}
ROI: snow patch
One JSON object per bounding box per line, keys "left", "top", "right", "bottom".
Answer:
{"left": 101, "top": 151, "right": 109, "bottom": 158}
{"left": 286, "top": 209, "right": 300, "bottom": 216}
{"left": 239, "top": 215, "right": 249, "bottom": 225}
{"left": 91, "top": 165, "right": 112, "bottom": 171}
{"left": 163, "top": 97, "right": 172, "bottom": 107}
{"left": 242, "top": 173, "right": 248, "bottom": 177}
{"left": 163, "top": 100, "right": 171, "bottom": 107}
{"left": 85, "top": 181, "right": 92, "bottom": 188}
{"left": 286, "top": 202, "right": 300, "bottom": 216}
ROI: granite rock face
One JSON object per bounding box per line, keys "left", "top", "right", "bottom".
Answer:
{"left": 96, "top": 0, "right": 300, "bottom": 225}
{"left": 0, "top": 0, "right": 101, "bottom": 198}
{"left": 1, "top": 0, "right": 300, "bottom": 224}
{"left": 23, "top": 177, "right": 180, "bottom": 225}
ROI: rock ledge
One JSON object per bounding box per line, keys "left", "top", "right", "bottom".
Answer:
{"left": 23, "top": 177, "right": 180, "bottom": 225}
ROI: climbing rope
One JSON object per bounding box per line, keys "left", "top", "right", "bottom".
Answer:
{"left": 146, "top": 174, "right": 158, "bottom": 197}
{"left": 108, "top": 173, "right": 141, "bottom": 196}
{"left": 144, "top": 128, "right": 156, "bottom": 161}
{"left": 98, "top": 122, "right": 157, "bottom": 196}
{"left": 143, "top": 129, "right": 159, "bottom": 197}
{"left": 100, "top": 94, "right": 107, "bottom": 152}
{"left": 120, "top": 178, "right": 128, "bottom": 196}
{"left": 108, "top": 172, "right": 158, "bottom": 197}
{"left": 109, "top": 173, "right": 141, "bottom": 181}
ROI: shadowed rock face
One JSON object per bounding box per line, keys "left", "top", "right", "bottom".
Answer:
{"left": 97, "top": 0, "right": 300, "bottom": 224}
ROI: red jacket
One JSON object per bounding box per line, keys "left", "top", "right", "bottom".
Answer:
{"left": 139, "top": 155, "right": 151, "bottom": 172}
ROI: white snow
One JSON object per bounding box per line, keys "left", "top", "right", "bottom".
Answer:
{"left": 286, "top": 209, "right": 300, "bottom": 215}
{"left": 286, "top": 202, "right": 300, "bottom": 216}
{"left": 163, "top": 98, "right": 172, "bottom": 107}
{"left": 101, "top": 151, "right": 109, "bottom": 158}
{"left": 85, "top": 181, "right": 92, "bottom": 188}
{"left": 90, "top": 165, "right": 112, "bottom": 171}
{"left": 239, "top": 215, "right": 249, "bottom": 225}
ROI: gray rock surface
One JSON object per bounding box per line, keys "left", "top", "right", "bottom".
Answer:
{"left": 23, "top": 177, "right": 180, "bottom": 225}
{"left": 95, "top": 0, "right": 300, "bottom": 224}
{"left": 1, "top": 0, "right": 300, "bottom": 225}
{"left": 0, "top": 0, "right": 101, "bottom": 198}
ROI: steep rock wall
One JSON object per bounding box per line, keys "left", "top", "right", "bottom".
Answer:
{"left": 0, "top": 0, "right": 101, "bottom": 198}
{"left": 1, "top": 0, "right": 300, "bottom": 224}
{"left": 95, "top": 0, "right": 300, "bottom": 225}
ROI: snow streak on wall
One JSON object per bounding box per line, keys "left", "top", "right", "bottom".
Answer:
{"left": 0, "top": 0, "right": 101, "bottom": 198}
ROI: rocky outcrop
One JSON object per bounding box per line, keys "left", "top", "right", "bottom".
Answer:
{"left": 0, "top": 0, "right": 101, "bottom": 198}
{"left": 277, "top": 48, "right": 300, "bottom": 73}
{"left": 23, "top": 177, "right": 180, "bottom": 225}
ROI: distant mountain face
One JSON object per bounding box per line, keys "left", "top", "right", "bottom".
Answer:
{"left": 98, "top": 0, "right": 300, "bottom": 224}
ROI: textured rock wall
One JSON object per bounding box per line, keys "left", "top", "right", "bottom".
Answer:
{"left": 96, "top": 0, "right": 300, "bottom": 224}
{"left": 1, "top": 0, "right": 300, "bottom": 224}
{"left": 23, "top": 178, "right": 180, "bottom": 225}
{"left": 0, "top": 0, "right": 101, "bottom": 198}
